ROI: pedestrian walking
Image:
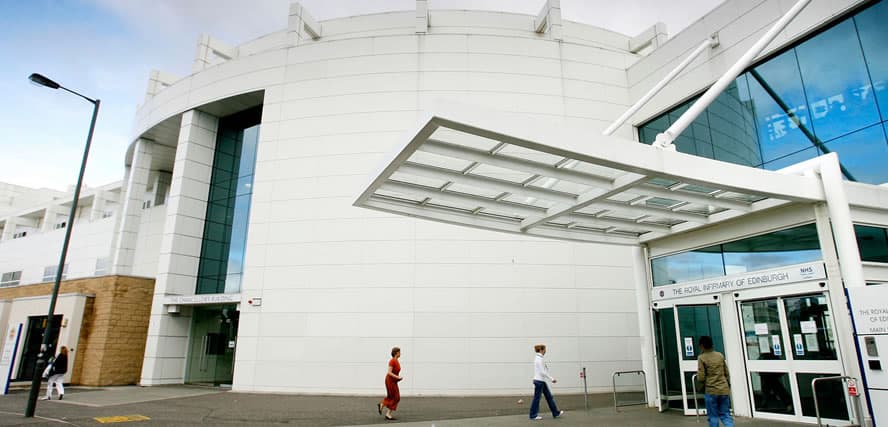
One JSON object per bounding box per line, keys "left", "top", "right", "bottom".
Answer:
{"left": 42, "top": 346, "right": 68, "bottom": 401}
{"left": 698, "top": 336, "right": 733, "bottom": 427}
{"left": 529, "top": 344, "right": 564, "bottom": 420}
{"left": 377, "top": 346, "right": 402, "bottom": 421}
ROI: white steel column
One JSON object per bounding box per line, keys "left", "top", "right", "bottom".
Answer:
{"left": 632, "top": 245, "right": 658, "bottom": 406}
{"left": 111, "top": 139, "right": 153, "bottom": 276}
{"left": 140, "top": 110, "right": 218, "bottom": 385}
{"left": 603, "top": 36, "right": 719, "bottom": 136}
{"left": 654, "top": 0, "right": 812, "bottom": 148}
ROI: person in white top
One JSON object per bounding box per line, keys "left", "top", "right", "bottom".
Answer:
{"left": 530, "top": 344, "right": 564, "bottom": 420}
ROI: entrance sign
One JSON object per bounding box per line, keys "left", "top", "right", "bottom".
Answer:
{"left": 163, "top": 293, "right": 241, "bottom": 306}
{"left": 794, "top": 334, "right": 805, "bottom": 356}
{"left": 847, "top": 286, "right": 888, "bottom": 335}
{"left": 0, "top": 324, "right": 22, "bottom": 395}
{"left": 652, "top": 262, "right": 826, "bottom": 301}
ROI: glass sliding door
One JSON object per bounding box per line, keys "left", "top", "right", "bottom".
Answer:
{"left": 739, "top": 294, "right": 849, "bottom": 424}
{"left": 675, "top": 304, "right": 723, "bottom": 416}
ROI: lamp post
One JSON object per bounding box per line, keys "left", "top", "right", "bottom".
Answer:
{"left": 24, "top": 73, "right": 100, "bottom": 418}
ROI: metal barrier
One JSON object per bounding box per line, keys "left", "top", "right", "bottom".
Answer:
{"left": 811, "top": 375, "right": 863, "bottom": 427}
{"left": 691, "top": 374, "right": 701, "bottom": 422}
{"left": 612, "top": 370, "right": 647, "bottom": 412}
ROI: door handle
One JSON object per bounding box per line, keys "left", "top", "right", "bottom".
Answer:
{"left": 200, "top": 335, "right": 209, "bottom": 372}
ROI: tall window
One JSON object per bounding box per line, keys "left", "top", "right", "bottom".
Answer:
{"left": 638, "top": 0, "right": 888, "bottom": 185}
{"left": 196, "top": 107, "right": 261, "bottom": 294}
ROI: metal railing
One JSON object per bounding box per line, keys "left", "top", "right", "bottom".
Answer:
{"left": 691, "top": 374, "right": 701, "bottom": 422}
{"left": 612, "top": 370, "right": 648, "bottom": 412}
{"left": 811, "top": 375, "right": 863, "bottom": 427}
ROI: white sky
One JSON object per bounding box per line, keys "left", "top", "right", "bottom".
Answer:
{"left": 1, "top": 0, "right": 722, "bottom": 191}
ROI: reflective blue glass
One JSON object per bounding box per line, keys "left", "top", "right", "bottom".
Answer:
{"left": 824, "top": 124, "right": 888, "bottom": 184}
{"left": 853, "top": 0, "right": 888, "bottom": 121}
{"left": 796, "top": 19, "right": 880, "bottom": 142}
{"left": 721, "top": 224, "right": 821, "bottom": 274}
{"left": 651, "top": 245, "right": 724, "bottom": 286}
{"left": 748, "top": 50, "right": 816, "bottom": 163}
{"left": 706, "top": 77, "right": 761, "bottom": 167}
{"left": 637, "top": 1, "right": 888, "bottom": 185}
{"left": 651, "top": 224, "right": 821, "bottom": 286}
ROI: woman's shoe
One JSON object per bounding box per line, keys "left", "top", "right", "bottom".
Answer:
{"left": 377, "top": 403, "right": 383, "bottom": 415}
{"left": 385, "top": 415, "right": 396, "bottom": 421}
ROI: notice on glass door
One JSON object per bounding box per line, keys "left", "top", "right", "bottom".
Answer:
{"left": 772, "top": 335, "right": 782, "bottom": 356}
{"left": 758, "top": 336, "right": 771, "bottom": 353}
{"left": 800, "top": 320, "right": 818, "bottom": 334}
{"left": 754, "top": 323, "right": 769, "bottom": 335}
{"left": 684, "top": 337, "right": 694, "bottom": 357}
{"left": 805, "top": 334, "right": 820, "bottom": 352}
{"left": 793, "top": 334, "right": 805, "bottom": 356}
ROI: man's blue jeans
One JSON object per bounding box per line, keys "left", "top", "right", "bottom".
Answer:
{"left": 704, "top": 394, "right": 734, "bottom": 427}
{"left": 529, "top": 380, "right": 560, "bottom": 419}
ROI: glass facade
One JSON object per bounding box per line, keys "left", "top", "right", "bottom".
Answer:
{"left": 651, "top": 224, "right": 821, "bottom": 286}
{"left": 638, "top": 0, "right": 888, "bottom": 185}
{"left": 855, "top": 224, "right": 888, "bottom": 262}
{"left": 196, "top": 107, "right": 262, "bottom": 295}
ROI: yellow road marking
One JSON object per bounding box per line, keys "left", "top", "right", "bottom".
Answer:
{"left": 93, "top": 414, "right": 151, "bottom": 423}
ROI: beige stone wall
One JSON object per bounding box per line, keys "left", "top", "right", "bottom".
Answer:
{"left": 0, "top": 275, "right": 154, "bottom": 386}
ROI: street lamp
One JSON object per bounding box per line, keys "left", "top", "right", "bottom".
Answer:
{"left": 24, "top": 73, "right": 100, "bottom": 418}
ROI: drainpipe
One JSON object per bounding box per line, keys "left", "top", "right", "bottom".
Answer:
{"left": 653, "top": 0, "right": 812, "bottom": 149}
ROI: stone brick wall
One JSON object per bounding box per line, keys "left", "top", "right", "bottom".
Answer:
{"left": 0, "top": 275, "right": 154, "bottom": 386}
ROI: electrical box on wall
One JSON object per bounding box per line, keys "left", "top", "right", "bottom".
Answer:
{"left": 847, "top": 285, "right": 888, "bottom": 426}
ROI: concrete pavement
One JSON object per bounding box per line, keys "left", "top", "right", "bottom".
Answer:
{"left": 0, "top": 386, "right": 803, "bottom": 426}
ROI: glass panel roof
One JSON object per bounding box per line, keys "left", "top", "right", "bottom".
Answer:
{"left": 355, "top": 115, "right": 821, "bottom": 245}
{"left": 390, "top": 172, "right": 448, "bottom": 189}
{"left": 429, "top": 127, "right": 501, "bottom": 152}
{"left": 407, "top": 151, "right": 474, "bottom": 172}
{"left": 470, "top": 163, "right": 535, "bottom": 183}
{"left": 496, "top": 144, "right": 564, "bottom": 165}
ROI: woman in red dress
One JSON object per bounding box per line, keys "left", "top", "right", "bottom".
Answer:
{"left": 377, "top": 346, "right": 402, "bottom": 420}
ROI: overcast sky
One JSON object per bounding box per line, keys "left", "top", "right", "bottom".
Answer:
{"left": 0, "top": 0, "right": 721, "bottom": 191}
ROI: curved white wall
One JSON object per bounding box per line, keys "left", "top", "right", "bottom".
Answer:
{"left": 137, "top": 9, "right": 643, "bottom": 395}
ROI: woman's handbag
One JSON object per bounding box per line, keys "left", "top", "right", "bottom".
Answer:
{"left": 41, "top": 358, "right": 55, "bottom": 379}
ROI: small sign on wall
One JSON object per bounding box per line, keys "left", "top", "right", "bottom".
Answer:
{"left": 684, "top": 337, "right": 695, "bottom": 357}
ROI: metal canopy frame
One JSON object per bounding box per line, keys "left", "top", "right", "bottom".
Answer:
{"left": 354, "top": 103, "right": 825, "bottom": 245}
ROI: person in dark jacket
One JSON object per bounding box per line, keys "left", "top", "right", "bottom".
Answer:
{"left": 42, "top": 346, "right": 68, "bottom": 401}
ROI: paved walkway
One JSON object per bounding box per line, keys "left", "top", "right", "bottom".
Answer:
{"left": 0, "top": 386, "right": 803, "bottom": 426}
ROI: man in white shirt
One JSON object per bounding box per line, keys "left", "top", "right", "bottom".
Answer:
{"left": 530, "top": 344, "right": 565, "bottom": 420}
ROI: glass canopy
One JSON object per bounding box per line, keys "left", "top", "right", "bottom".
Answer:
{"left": 354, "top": 106, "right": 826, "bottom": 245}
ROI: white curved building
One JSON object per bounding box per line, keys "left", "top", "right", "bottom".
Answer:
{"left": 6, "top": 0, "right": 888, "bottom": 424}
{"left": 128, "top": 2, "right": 648, "bottom": 396}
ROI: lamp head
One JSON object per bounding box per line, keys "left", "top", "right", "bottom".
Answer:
{"left": 29, "top": 73, "right": 60, "bottom": 89}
